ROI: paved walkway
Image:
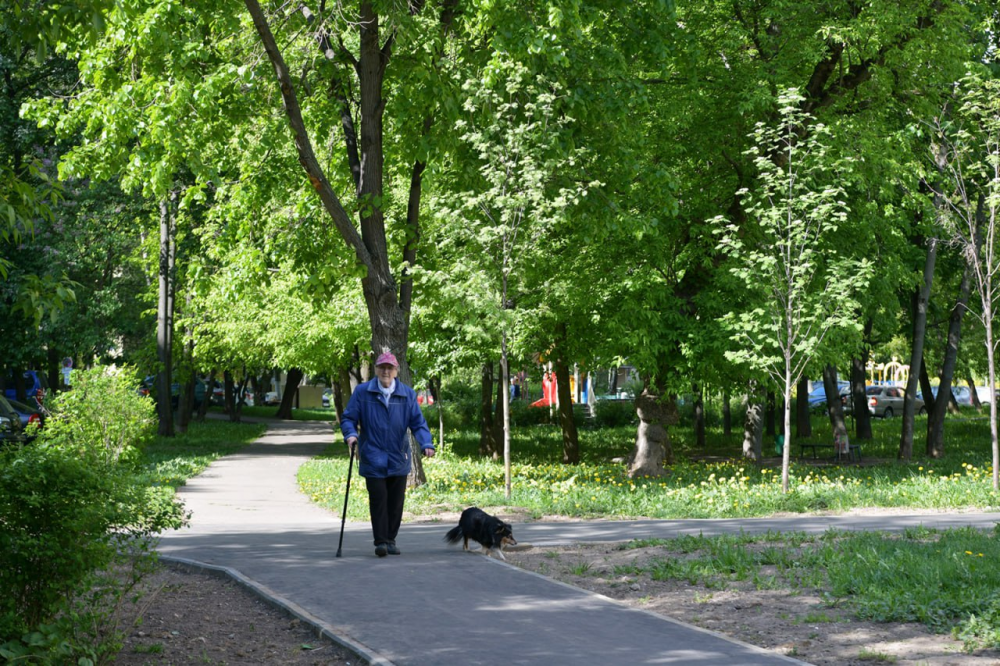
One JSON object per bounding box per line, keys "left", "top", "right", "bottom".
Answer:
{"left": 156, "top": 420, "right": 1000, "bottom": 666}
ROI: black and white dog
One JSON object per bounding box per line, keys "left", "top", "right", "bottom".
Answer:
{"left": 444, "top": 507, "right": 517, "bottom": 560}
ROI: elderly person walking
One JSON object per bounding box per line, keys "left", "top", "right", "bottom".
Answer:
{"left": 340, "top": 352, "right": 435, "bottom": 557}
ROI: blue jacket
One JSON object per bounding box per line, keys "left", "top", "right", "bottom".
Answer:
{"left": 339, "top": 378, "right": 434, "bottom": 478}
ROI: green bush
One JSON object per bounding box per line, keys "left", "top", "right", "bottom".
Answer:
{"left": 0, "top": 366, "right": 186, "bottom": 660}
{"left": 426, "top": 393, "right": 480, "bottom": 429}
{"left": 593, "top": 400, "right": 635, "bottom": 427}
{"left": 510, "top": 399, "right": 553, "bottom": 426}
{"left": 0, "top": 445, "right": 120, "bottom": 638}
{"left": 42, "top": 365, "right": 155, "bottom": 464}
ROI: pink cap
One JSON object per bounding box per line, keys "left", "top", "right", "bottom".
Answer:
{"left": 375, "top": 352, "right": 399, "bottom": 368}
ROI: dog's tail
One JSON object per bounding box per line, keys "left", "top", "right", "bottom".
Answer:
{"left": 443, "top": 525, "right": 464, "bottom": 544}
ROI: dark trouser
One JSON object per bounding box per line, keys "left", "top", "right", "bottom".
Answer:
{"left": 366, "top": 475, "right": 407, "bottom": 546}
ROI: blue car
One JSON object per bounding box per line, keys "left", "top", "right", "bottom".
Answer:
{"left": 807, "top": 380, "right": 849, "bottom": 411}
{"left": 3, "top": 370, "right": 47, "bottom": 402}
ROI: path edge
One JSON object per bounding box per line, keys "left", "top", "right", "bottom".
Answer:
{"left": 160, "top": 555, "right": 394, "bottom": 666}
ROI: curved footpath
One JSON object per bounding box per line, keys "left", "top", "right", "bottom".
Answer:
{"left": 156, "top": 419, "right": 1000, "bottom": 666}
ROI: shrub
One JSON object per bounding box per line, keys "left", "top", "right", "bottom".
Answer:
{"left": 510, "top": 400, "right": 553, "bottom": 426}
{"left": 0, "top": 365, "right": 185, "bottom": 660}
{"left": 0, "top": 445, "right": 120, "bottom": 638}
{"left": 41, "top": 365, "right": 155, "bottom": 464}
{"left": 593, "top": 400, "right": 635, "bottom": 427}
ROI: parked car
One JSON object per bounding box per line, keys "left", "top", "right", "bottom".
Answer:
{"left": 863, "top": 384, "right": 925, "bottom": 418}
{"left": 943, "top": 385, "right": 993, "bottom": 408}
{"left": 0, "top": 395, "right": 26, "bottom": 444}
{"left": 3, "top": 370, "right": 47, "bottom": 402}
{"left": 808, "top": 380, "right": 849, "bottom": 411}
{"left": 263, "top": 391, "right": 280, "bottom": 406}
{"left": 7, "top": 397, "right": 45, "bottom": 434}
{"left": 917, "top": 385, "right": 983, "bottom": 408}
{"left": 141, "top": 375, "right": 181, "bottom": 408}
{"left": 321, "top": 389, "right": 332, "bottom": 409}
{"left": 142, "top": 375, "right": 225, "bottom": 410}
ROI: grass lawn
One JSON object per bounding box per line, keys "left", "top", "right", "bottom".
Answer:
{"left": 298, "top": 411, "right": 1000, "bottom": 521}
{"left": 541, "top": 526, "right": 1000, "bottom": 652}
{"left": 141, "top": 419, "right": 267, "bottom": 488}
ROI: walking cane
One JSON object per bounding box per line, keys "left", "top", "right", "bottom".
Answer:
{"left": 335, "top": 444, "right": 356, "bottom": 558}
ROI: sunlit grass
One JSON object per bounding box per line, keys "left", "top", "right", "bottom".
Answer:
{"left": 297, "top": 413, "right": 1000, "bottom": 521}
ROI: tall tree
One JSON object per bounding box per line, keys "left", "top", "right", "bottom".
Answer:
{"left": 716, "top": 88, "right": 871, "bottom": 493}
{"left": 241, "top": 0, "right": 461, "bottom": 484}
{"left": 930, "top": 73, "right": 1000, "bottom": 489}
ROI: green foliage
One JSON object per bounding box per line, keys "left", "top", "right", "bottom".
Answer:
{"left": 0, "top": 444, "right": 154, "bottom": 643}
{"left": 0, "top": 365, "right": 206, "bottom": 659}
{"left": 0, "top": 615, "right": 101, "bottom": 666}
{"left": 593, "top": 400, "right": 637, "bottom": 428}
{"left": 509, "top": 400, "right": 554, "bottom": 427}
{"left": 41, "top": 365, "right": 155, "bottom": 464}
{"left": 715, "top": 88, "right": 871, "bottom": 384}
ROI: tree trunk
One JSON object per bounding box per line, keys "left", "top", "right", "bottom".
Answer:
{"left": 177, "top": 298, "right": 196, "bottom": 434}
{"left": 177, "top": 339, "right": 196, "bottom": 434}
{"left": 851, "top": 321, "right": 873, "bottom": 439}
{"left": 555, "top": 355, "right": 579, "bottom": 464}
{"left": 967, "top": 375, "right": 982, "bottom": 410}
{"left": 13, "top": 371, "right": 26, "bottom": 403}
{"left": 781, "top": 370, "right": 793, "bottom": 494}
{"left": 223, "top": 371, "right": 236, "bottom": 421}
{"left": 926, "top": 260, "right": 973, "bottom": 458}
{"left": 765, "top": 390, "right": 776, "bottom": 436}
{"left": 723, "top": 388, "right": 732, "bottom": 436}
{"left": 795, "top": 377, "right": 811, "bottom": 438}
{"left": 492, "top": 366, "right": 505, "bottom": 451}
{"left": 627, "top": 384, "right": 676, "bottom": 477}
{"left": 428, "top": 376, "right": 444, "bottom": 449}
{"left": 276, "top": 368, "right": 303, "bottom": 420}
{"left": 46, "top": 347, "right": 58, "bottom": 395}
{"left": 824, "top": 365, "right": 849, "bottom": 450}
{"left": 901, "top": 216, "right": 939, "bottom": 459}
{"left": 479, "top": 361, "right": 498, "bottom": 458}
{"left": 743, "top": 399, "right": 764, "bottom": 461}
{"left": 501, "top": 333, "right": 512, "bottom": 499}
{"left": 243, "top": 0, "right": 454, "bottom": 488}
{"left": 156, "top": 195, "right": 176, "bottom": 437}
{"left": 850, "top": 355, "right": 872, "bottom": 439}
{"left": 335, "top": 366, "right": 352, "bottom": 422}
{"left": 918, "top": 354, "right": 935, "bottom": 412}
{"left": 693, "top": 384, "right": 706, "bottom": 449}
{"left": 196, "top": 369, "right": 215, "bottom": 422}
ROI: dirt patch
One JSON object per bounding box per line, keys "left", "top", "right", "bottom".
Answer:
{"left": 505, "top": 542, "right": 1000, "bottom": 666}
{"left": 114, "top": 566, "right": 355, "bottom": 665}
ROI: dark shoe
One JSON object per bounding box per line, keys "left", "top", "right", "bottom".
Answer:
{"left": 375, "top": 544, "right": 388, "bottom": 558}
{"left": 386, "top": 542, "right": 401, "bottom": 555}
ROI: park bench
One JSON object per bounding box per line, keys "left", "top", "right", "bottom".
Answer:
{"left": 798, "top": 441, "right": 862, "bottom": 463}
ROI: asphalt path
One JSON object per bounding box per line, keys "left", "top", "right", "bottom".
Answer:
{"left": 156, "top": 418, "right": 1000, "bottom": 665}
